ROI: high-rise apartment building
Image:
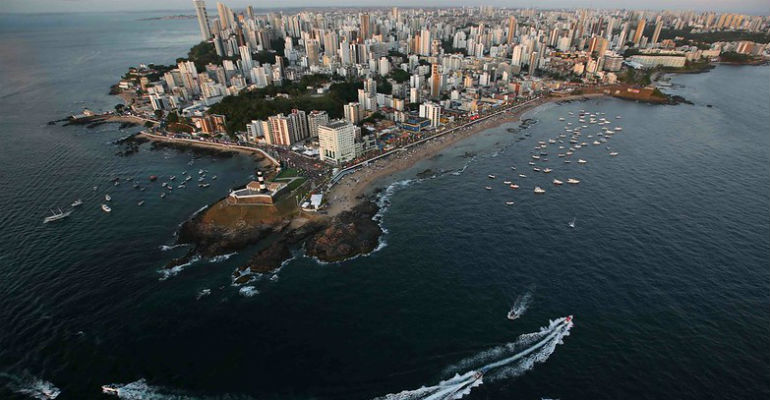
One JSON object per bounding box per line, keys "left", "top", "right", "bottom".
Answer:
{"left": 319, "top": 120, "right": 356, "bottom": 164}
{"left": 192, "top": 0, "right": 212, "bottom": 40}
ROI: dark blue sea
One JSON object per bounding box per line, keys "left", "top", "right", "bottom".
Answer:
{"left": 1, "top": 12, "right": 768, "bottom": 400}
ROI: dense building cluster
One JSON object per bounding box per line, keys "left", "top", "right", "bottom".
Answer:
{"left": 118, "top": 2, "right": 769, "bottom": 165}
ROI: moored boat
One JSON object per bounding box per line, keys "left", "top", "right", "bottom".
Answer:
{"left": 534, "top": 186, "right": 546, "bottom": 194}
{"left": 101, "top": 204, "right": 111, "bottom": 213}
{"left": 553, "top": 179, "right": 563, "bottom": 185}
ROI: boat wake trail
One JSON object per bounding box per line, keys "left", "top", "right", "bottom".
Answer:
{"left": 1, "top": 372, "right": 61, "bottom": 399}
{"left": 377, "top": 317, "right": 574, "bottom": 400}
{"left": 101, "top": 379, "right": 193, "bottom": 399}
{"left": 507, "top": 285, "right": 535, "bottom": 320}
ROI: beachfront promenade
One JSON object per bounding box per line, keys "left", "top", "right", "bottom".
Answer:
{"left": 327, "top": 96, "right": 543, "bottom": 187}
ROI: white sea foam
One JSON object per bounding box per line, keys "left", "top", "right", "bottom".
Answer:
{"left": 100, "top": 378, "right": 196, "bottom": 399}
{"left": 159, "top": 244, "right": 187, "bottom": 251}
{"left": 208, "top": 252, "right": 236, "bottom": 263}
{"left": 158, "top": 255, "right": 201, "bottom": 281}
{"left": 239, "top": 286, "right": 259, "bottom": 297}
{"left": 2, "top": 373, "right": 61, "bottom": 400}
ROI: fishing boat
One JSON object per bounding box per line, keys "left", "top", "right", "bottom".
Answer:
{"left": 553, "top": 179, "right": 563, "bottom": 185}
{"left": 43, "top": 208, "right": 72, "bottom": 223}
{"left": 71, "top": 199, "right": 83, "bottom": 207}
{"left": 534, "top": 186, "right": 546, "bottom": 194}
{"left": 105, "top": 194, "right": 111, "bottom": 202}
{"left": 567, "top": 178, "right": 580, "bottom": 184}
{"left": 101, "top": 204, "right": 111, "bottom": 213}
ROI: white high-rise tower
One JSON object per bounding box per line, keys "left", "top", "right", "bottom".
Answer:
{"left": 192, "top": 0, "right": 212, "bottom": 40}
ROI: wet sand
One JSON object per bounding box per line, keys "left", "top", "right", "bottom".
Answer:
{"left": 325, "top": 94, "right": 604, "bottom": 216}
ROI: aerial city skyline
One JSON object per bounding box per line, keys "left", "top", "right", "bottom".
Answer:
{"left": 0, "top": 0, "right": 767, "bottom": 399}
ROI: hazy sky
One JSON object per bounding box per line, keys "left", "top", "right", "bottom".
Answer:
{"left": 2, "top": 0, "right": 768, "bottom": 15}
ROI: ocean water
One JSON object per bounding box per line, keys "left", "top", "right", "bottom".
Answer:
{"left": 1, "top": 12, "right": 769, "bottom": 400}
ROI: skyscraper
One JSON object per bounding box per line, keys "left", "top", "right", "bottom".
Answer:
{"left": 430, "top": 63, "right": 441, "bottom": 99}
{"left": 360, "top": 14, "right": 370, "bottom": 42}
{"left": 192, "top": 0, "right": 212, "bottom": 41}
{"left": 633, "top": 18, "right": 646, "bottom": 46}
{"left": 507, "top": 16, "right": 517, "bottom": 44}
{"left": 651, "top": 18, "right": 663, "bottom": 45}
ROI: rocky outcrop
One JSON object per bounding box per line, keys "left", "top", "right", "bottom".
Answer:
{"left": 304, "top": 201, "right": 382, "bottom": 263}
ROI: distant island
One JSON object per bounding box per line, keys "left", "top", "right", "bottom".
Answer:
{"left": 138, "top": 15, "right": 195, "bottom": 21}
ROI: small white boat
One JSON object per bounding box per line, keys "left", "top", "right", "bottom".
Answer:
{"left": 558, "top": 117, "right": 565, "bottom": 121}
{"left": 531, "top": 155, "right": 540, "bottom": 160}
{"left": 101, "top": 204, "right": 111, "bottom": 213}
{"left": 484, "top": 186, "right": 492, "bottom": 190}
{"left": 543, "top": 168, "right": 552, "bottom": 173}
{"left": 212, "top": 176, "right": 217, "bottom": 180}
{"left": 564, "top": 160, "right": 572, "bottom": 164}
{"left": 533, "top": 167, "right": 541, "bottom": 172}
{"left": 615, "top": 127, "right": 622, "bottom": 131}
{"left": 488, "top": 174, "right": 496, "bottom": 179}
{"left": 137, "top": 200, "right": 145, "bottom": 206}
{"left": 567, "top": 178, "right": 581, "bottom": 184}
{"left": 71, "top": 199, "right": 83, "bottom": 207}
{"left": 160, "top": 193, "right": 166, "bottom": 199}
{"left": 616, "top": 116, "right": 622, "bottom": 119}
{"left": 169, "top": 176, "right": 176, "bottom": 181}
{"left": 553, "top": 179, "right": 563, "bottom": 185}
{"left": 509, "top": 184, "right": 519, "bottom": 189}
{"left": 593, "top": 140, "right": 601, "bottom": 145}
{"left": 43, "top": 208, "right": 72, "bottom": 223}
{"left": 568, "top": 217, "right": 576, "bottom": 228}
{"left": 534, "top": 186, "right": 546, "bottom": 194}
{"left": 102, "top": 384, "right": 120, "bottom": 396}
{"left": 518, "top": 174, "right": 527, "bottom": 178}
{"left": 510, "top": 166, "right": 517, "bottom": 170}
{"left": 503, "top": 181, "right": 512, "bottom": 185}
{"left": 105, "top": 194, "right": 111, "bottom": 202}
{"left": 198, "top": 169, "right": 204, "bottom": 175}
{"left": 610, "top": 152, "right": 619, "bottom": 156}
{"left": 578, "top": 159, "right": 587, "bottom": 164}
{"left": 199, "top": 183, "right": 210, "bottom": 188}
{"left": 505, "top": 201, "right": 515, "bottom": 206}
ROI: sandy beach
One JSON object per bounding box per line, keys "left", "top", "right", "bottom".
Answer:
{"left": 324, "top": 93, "right": 605, "bottom": 216}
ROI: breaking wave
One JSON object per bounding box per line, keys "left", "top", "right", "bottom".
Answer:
{"left": 239, "top": 286, "right": 259, "bottom": 297}
{"left": 208, "top": 252, "right": 236, "bottom": 263}
{"left": 376, "top": 316, "right": 574, "bottom": 400}
{"left": 158, "top": 255, "right": 201, "bottom": 281}
{"left": 508, "top": 285, "right": 535, "bottom": 320}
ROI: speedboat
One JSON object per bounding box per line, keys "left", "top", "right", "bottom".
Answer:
{"left": 101, "top": 204, "right": 111, "bottom": 213}
{"left": 105, "top": 194, "right": 111, "bottom": 202}
{"left": 71, "top": 199, "right": 83, "bottom": 207}
{"left": 102, "top": 384, "right": 120, "bottom": 396}
{"left": 567, "top": 178, "right": 580, "bottom": 184}
{"left": 553, "top": 179, "right": 563, "bottom": 185}
{"left": 534, "top": 186, "right": 546, "bottom": 194}
{"left": 507, "top": 309, "right": 519, "bottom": 320}
{"left": 43, "top": 208, "right": 72, "bottom": 223}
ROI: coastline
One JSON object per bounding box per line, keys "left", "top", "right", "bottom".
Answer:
{"left": 324, "top": 93, "right": 605, "bottom": 217}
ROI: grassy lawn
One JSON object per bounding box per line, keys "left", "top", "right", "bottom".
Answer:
{"left": 274, "top": 168, "right": 302, "bottom": 180}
